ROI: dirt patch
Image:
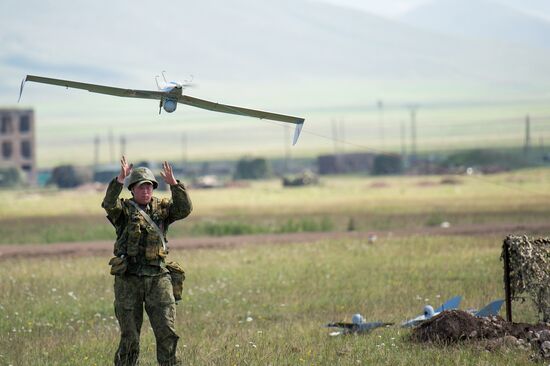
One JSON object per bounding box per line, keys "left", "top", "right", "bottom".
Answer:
{"left": 1, "top": 222, "right": 549, "bottom": 261}
{"left": 440, "top": 177, "right": 462, "bottom": 185}
{"left": 415, "top": 180, "right": 439, "bottom": 187}
{"left": 369, "top": 182, "right": 390, "bottom": 188}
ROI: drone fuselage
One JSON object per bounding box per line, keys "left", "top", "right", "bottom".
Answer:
{"left": 161, "top": 85, "right": 182, "bottom": 113}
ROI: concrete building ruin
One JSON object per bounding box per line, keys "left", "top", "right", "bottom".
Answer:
{"left": 0, "top": 109, "right": 36, "bottom": 184}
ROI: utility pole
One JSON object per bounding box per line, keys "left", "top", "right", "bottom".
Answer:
{"left": 524, "top": 115, "right": 531, "bottom": 156}
{"left": 108, "top": 129, "right": 115, "bottom": 164}
{"left": 284, "top": 125, "right": 291, "bottom": 174}
{"left": 331, "top": 119, "right": 339, "bottom": 154}
{"left": 409, "top": 106, "right": 417, "bottom": 165}
{"left": 93, "top": 135, "right": 100, "bottom": 171}
{"left": 339, "top": 119, "right": 346, "bottom": 154}
{"left": 331, "top": 119, "right": 340, "bottom": 173}
{"left": 400, "top": 121, "right": 408, "bottom": 170}
{"left": 377, "top": 100, "right": 385, "bottom": 148}
{"left": 181, "top": 133, "right": 187, "bottom": 163}
{"left": 181, "top": 133, "right": 188, "bottom": 174}
{"left": 120, "top": 135, "right": 126, "bottom": 158}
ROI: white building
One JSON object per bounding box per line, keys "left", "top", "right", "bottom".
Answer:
{"left": 0, "top": 109, "right": 36, "bottom": 184}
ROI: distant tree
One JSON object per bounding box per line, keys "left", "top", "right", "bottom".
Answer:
{"left": 0, "top": 167, "right": 25, "bottom": 188}
{"left": 442, "top": 149, "right": 525, "bottom": 170}
{"left": 48, "top": 165, "right": 92, "bottom": 188}
{"left": 234, "top": 157, "right": 271, "bottom": 180}
{"left": 372, "top": 154, "right": 402, "bottom": 175}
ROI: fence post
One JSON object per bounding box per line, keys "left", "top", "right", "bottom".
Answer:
{"left": 503, "top": 239, "right": 513, "bottom": 322}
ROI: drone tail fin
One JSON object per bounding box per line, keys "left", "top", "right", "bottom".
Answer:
{"left": 435, "top": 296, "right": 462, "bottom": 313}
{"left": 475, "top": 300, "right": 504, "bottom": 317}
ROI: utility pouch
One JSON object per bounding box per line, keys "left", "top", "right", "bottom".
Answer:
{"left": 126, "top": 219, "right": 141, "bottom": 257}
{"left": 166, "top": 261, "right": 186, "bottom": 302}
{"left": 145, "top": 228, "right": 161, "bottom": 260}
{"left": 109, "top": 256, "right": 127, "bottom": 276}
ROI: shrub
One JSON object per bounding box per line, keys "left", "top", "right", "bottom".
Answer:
{"left": 234, "top": 157, "right": 271, "bottom": 180}
{"left": 0, "top": 167, "right": 25, "bottom": 188}
{"left": 372, "top": 154, "right": 402, "bottom": 175}
{"left": 48, "top": 165, "right": 92, "bottom": 188}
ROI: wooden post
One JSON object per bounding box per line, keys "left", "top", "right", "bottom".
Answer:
{"left": 503, "top": 239, "right": 513, "bottom": 322}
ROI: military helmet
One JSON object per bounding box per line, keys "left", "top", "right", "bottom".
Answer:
{"left": 127, "top": 167, "right": 158, "bottom": 190}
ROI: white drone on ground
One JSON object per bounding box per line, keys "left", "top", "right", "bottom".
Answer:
{"left": 19, "top": 72, "right": 305, "bottom": 145}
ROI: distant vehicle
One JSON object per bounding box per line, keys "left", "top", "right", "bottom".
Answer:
{"left": 192, "top": 175, "right": 224, "bottom": 189}
{"left": 282, "top": 170, "right": 319, "bottom": 187}
{"left": 19, "top": 72, "right": 305, "bottom": 145}
{"left": 401, "top": 296, "right": 462, "bottom": 328}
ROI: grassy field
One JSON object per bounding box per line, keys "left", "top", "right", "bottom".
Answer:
{"left": 0, "top": 168, "right": 549, "bottom": 244}
{"left": 0, "top": 169, "right": 548, "bottom": 365}
{"left": 0, "top": 235, "right": 541, "bottom": 365}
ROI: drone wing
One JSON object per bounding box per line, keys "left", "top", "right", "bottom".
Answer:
{"left": 179, "top": 94, "right": 305, "bottom": 145}
{"left": 401, "top": 314, "right": 426, "bottom": 328}
{"left": 19, "top": 75, "right": 165, "bottom": 102}
{"left": 326, "top": 322, "right": 354, "bottom": 329}
{"left": 19, "top": 74, "right": 306, "bottom": 144}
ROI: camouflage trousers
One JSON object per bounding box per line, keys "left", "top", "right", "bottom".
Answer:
{"left": 113, "top": 273, "right": 182, "bottom": 366}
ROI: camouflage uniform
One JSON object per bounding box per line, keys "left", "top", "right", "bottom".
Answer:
{"left": 102, "top": 169, "right": 192, "bottom": 366}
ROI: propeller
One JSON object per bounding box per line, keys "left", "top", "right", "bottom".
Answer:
{"left": 156, "top": 72, "right": 196, "bottom": 89}
{"left": 155, "top": 75, "right": 162, "bottom": 90}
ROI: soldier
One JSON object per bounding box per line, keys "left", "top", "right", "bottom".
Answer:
{"left": 102, "top": 156, "right": 192, "bottom": 366}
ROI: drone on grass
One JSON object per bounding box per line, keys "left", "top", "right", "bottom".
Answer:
{"left": 19, "top": 72, "right": 305, "bottom": 145}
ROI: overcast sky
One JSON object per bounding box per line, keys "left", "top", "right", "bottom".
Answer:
{"left": 315, "top": 0, "right": 550, "bottom": 20}
{"left": 313, "top": 0, "right": 432, "bottom": 18}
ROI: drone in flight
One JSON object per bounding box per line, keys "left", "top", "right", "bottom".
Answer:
{"left": 19, "top": 72, "right": 305, "bottom": 145}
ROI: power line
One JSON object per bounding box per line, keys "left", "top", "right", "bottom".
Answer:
{"left": 260, "top": 119, "right": 550, "bottom": 199}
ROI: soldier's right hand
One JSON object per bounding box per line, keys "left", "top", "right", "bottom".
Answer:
{"left": 117, "top": 156, "right": 133, "bottom": 184}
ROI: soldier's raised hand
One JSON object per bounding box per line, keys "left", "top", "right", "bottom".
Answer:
{"left": 160, "top": 161, "right": 177, "bottom": 186}
{"left": 117, "top": 156, "right": 133, "bottom": 184}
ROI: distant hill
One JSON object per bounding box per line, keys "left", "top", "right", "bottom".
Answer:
{"left": 1, "top": 0, "right": 550, "bottom": 91}
{"left": 2, "top": 0, "right": 550, "bottom": 165}
{"left": 400, "top": 0, "right": 550, "bottom": 49}
{"left": 496, "top": 0, "right": 550, "bottom": 21}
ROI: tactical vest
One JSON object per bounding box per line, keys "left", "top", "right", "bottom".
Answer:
{"left": 114, "top": 197, "right": 169, "bottom": 267}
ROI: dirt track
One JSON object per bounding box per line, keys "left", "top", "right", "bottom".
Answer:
{"left": 1, "top": 222, "right": 549, "bottom": 260}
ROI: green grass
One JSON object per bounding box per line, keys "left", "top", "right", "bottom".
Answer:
{"left": 190, "top": 217, "right": 334, "bottom": 236}
{"left": 0, "top": 169, "right": 547, "bottom": 364}
{"left": 0, "top": 235, "right": 539, "bottom": 365}
{"left": 0, "top": 169, "right": 549, "bottom": 244}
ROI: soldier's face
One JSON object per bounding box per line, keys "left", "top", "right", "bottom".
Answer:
{"left": 132, "top": 182, "right": 153, "bottom": 205}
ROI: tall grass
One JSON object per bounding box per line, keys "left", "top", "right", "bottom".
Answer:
{"left": 190, "top": 217, "right": 334, "bottom": 236}
{"left": 0, "top": 235, "right": 539, "bottom": 365}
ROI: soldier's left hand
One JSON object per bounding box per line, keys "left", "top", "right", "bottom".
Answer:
{"left": 160, "top": 161, "right": 178, "bottom": 186}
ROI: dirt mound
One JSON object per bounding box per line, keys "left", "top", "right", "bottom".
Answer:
{"left": 412, "top": 310, "right": 550, "bottom": 360}
{"left": 412, "top": 310, "right": 550, "bottom": 344}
